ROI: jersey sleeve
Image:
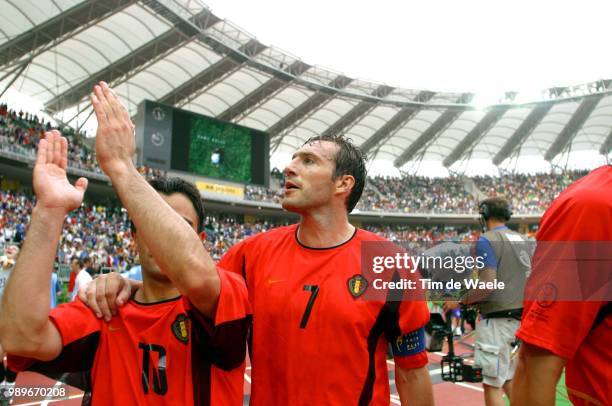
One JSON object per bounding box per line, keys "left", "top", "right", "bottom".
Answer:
{"left": 8, "top": 299, "right": 101, "bottom": 372}
{"left": 388, "top": 300, "right": 431, "bottom": 369}
{"left": 517, "top": 300, "right": 604, "bottom": 359}
{"left": 185, "top": 267, "right": 251, "bottom": 371}
{"left": 49, "top": 298, "right": 101, "bottom": 345}
{"left": 213, "top": 267, "right": 251, "bottom": 326}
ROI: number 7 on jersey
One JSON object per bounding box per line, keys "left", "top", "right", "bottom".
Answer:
{"left": 300, "top": 285, "right": 319, "bottom": 328}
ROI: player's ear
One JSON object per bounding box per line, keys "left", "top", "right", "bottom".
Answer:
{"left": 335, "top": 174, "right": 355, "bottom": 195}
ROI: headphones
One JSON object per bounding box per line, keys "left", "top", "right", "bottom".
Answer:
{"left": 478, "top": 199, "right": 512, "bottom": 221}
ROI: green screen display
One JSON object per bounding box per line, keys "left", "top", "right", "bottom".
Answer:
{"left": 187, "top": 116, "right": 253, "bottom": 183}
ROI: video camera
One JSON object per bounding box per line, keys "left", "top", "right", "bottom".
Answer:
{"left": 425, "top": 312, "right": 483, "bottom": 383}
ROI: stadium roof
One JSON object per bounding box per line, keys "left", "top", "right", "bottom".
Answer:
{"left": 1, "top": 0, "right": 611, "bottom": 175}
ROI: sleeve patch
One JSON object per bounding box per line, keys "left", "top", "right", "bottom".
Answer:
{"left": 392, "top": 327, "right": 425, "bottom": 357}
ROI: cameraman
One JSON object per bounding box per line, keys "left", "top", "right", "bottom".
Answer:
{"left": 445, "top": 197, "right": 530, "bottom": 406}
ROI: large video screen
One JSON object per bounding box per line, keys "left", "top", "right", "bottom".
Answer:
{"left": 137, "top": 100, "right": 269, "bottom": 186}
{"left": 187, "top": 115, "right": 253, "bottom": 183}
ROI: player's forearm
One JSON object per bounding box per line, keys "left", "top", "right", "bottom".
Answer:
{"left": 512, "top": 343, "right": 565, "bottom": 406}
{"left": 108, "top": 164, "right": 220, "bottom": 311}
{"left": 0, "top": 206, "right": 64, "bottom": 353}
{"left": 395, "top": 365, "right": 434, "bottom": 406}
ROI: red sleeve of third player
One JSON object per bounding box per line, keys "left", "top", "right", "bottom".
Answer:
{"left": 517, "top": 300, "right": 604, "bottom": 360}
{"left": 391, "top": 300, "right": 431, "bottom": 369}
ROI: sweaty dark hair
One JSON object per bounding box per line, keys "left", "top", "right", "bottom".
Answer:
{"left": 130, "top": 177, "right": 205, "bottom": 233}
{"left": 302, "top": 135, "right": 367, "bottom": 213}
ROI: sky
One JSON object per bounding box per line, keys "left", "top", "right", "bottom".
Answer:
{"left": 204, "top": 0, "right": 612, "bottom": 103}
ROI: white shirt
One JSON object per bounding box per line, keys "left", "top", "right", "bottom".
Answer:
{"left": 71, "top": 269, "right": 93, "bottom": 301}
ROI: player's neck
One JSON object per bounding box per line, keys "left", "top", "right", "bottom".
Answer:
{"left": 135, "top": 278, "right": 181, "bottom": 303}
{"left": 297, "top": 210, "right": 355, "bottom": 248}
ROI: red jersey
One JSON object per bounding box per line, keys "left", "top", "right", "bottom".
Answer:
{"left": 517, "top": 165, "right": 612, "bottom": 406}
{"left": 219, "top": 225, "right": 430, "bottom": 405}
{"left": 10, "top": 269, "right": 250, "bottom": 406}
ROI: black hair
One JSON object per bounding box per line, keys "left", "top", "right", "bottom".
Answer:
{"left": 130, "top": 177, "right": 205, "bottom": 233}
{"left": 479, "top": 197, "right": 512, "bottom": 222}
{"left": 302, "top": 135, "right": 367, "bottom": 213}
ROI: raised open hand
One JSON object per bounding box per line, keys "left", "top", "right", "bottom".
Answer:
{"left": 91, "top": 81, "right": 136, "bottom": 177}
{"left": 33, "top": 130, "right": 88, "bottom": 212}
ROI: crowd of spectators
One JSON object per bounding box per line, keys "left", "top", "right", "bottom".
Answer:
{"left": 245, "top": 170, "right": 588, "bottom": 215}
{"left": 364, "top": 224, "right": 480, "bottom": 243}
{"left": 202, "top": 215, "right": 283, "bottom": 260}
{"left": 1, "top": 189, "right": 136, "bottom": 273}
{"left": 0, "top": 103, "right": 590, "bottom": 215}
{"left": 358, "top": 175, "right": 475, "bottom": 213}
{"left": 472, "top": 171, "right": 588, "bottom": 213}
{"left": 0, "top": 104, "right": 101, "bottom": 173}
{"left": 0, "top": 189, "right": 287, "bottom": 273}
{"left": 244, "top": 184, "right": 282, "bottom": 204}
{"left": 2, "top": 189, "right": 502, "bottom": 274}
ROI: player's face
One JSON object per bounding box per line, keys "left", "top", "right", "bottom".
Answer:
{"left": 282, "top": 140, "right": 339, "bottom": 213}
{"left": 135, "top": 192, "right": 200, "bottom": 281}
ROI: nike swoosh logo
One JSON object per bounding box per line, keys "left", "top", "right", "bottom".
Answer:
{"left": 267, "top": 279, "right": 284, "bottom": 285}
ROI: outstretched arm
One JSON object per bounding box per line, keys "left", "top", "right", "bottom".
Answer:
{"left": 0, "top": 131, "right": 88, "bottom": 360}
{"left": 91, "top": 82, "right": 219, "bottom": 317}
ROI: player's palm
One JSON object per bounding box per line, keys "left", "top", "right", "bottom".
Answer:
{"left": 33, "top": 130, "right": 88, "bottom": 212}
{"left": 91, "top": 82, "right": 136, "bottom": 176}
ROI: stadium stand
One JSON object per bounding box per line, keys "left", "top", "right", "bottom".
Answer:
{"left": 0, "top": 104, "right": 101, "bottom": 173}
{"left": 244, "top": 168, "right": 588, "bottom": 215}
{"left": 2, "top": 188, "right": 505, "bottom": 273}
{"left": 472, "top": 171, "right": 588, "bottom": 213}
{"left": 358, "top": 175, "right": 475, "bottom": 213}
{"left": 0, "top": 102, "right": 591, "bottom": 216}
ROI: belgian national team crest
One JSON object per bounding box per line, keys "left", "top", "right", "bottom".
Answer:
{"left": 347, "top": 275, "right": 368, "bottom": 298}
{"left": 171, "top": 314, "right": 191, "bottom": 344}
